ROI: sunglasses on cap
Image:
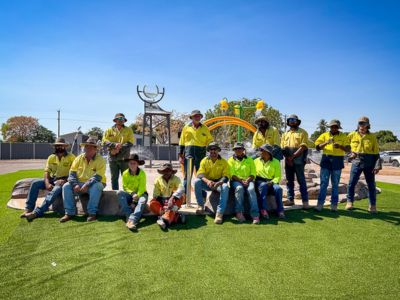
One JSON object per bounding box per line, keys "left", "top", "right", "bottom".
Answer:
{"left": 287, "top": 118, "right": 297, "bottom": 122}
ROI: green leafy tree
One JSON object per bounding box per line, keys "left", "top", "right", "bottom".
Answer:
{"left": 204, "top": 98, "right": 284, "bottom": 146}
{"left": 32, "top": 125, "right": 56, "bottom": 143}
{"left": 310, "top": 119, "right": 328, "bottom": 141}
{"left": 86, "top": 127, "right": 104, "bottom": 140}
{"left": 375, "top": 130, "right": 398, "bottom": 145}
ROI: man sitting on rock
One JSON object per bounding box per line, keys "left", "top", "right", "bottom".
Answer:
{"left": 149, "top": 163, "right": 186, "bottom": 230}
{"left": 254, "top": 144, "right": 285, "bottom": 219}
{"left": 228, "top": 142, "right": 260, "bottom": 224}
{"left": 194, "top": 142, "right": 230, "bottom": 224}
{"left": 117, "top": 154, "right": 148, "bottom": 231}
{"left": 60, "top": 137, "right": 106, "bottom": 222}
{"left": 22, "top": 138, "right": 75, "bottom": 221}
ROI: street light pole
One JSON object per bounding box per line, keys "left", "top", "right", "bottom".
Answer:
{"left": 57, "top": 110, "right": 60, "bottom": 137}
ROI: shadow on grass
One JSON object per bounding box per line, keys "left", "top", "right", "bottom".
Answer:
{"left": 339, "top": 208, "right": 400, "bottom": 225}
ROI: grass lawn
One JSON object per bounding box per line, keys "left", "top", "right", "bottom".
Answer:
{"left": 0, "top": 170, "right": 399, "bottom": 299}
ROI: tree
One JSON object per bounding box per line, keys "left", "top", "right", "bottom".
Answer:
{"left": 375, "top": 130, "right": 398, "bottom": 145}
{"left": 86, "top": 127, "right": 104, "bottom": 140}
{"left": 310, "top": 119, "right": 328, "bottom": 141}
{"left": 32, "top": 125, "right": 56, "bottom": 143}
{"left": 1, "top": 116, "right": 40, "bottom": 142}
{"left": 204, "top": 98, "right": 284, "bottom": 146}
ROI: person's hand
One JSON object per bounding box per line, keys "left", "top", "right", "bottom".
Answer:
{"left": 242, "top": 179, "right": 249, "bottom": 187}
{"left": 73, "top": 185, "right": 81, "bottom": 193}
{"left": 179, "top": 154, "right": 185, "bottom": 164}
{"left": 54, "top": 179, "right": 66, "bottom": 186}
{"left": 167, "top": 197, "right": 175, "bottom": 209}
{"left": 286, "top": 156, "right": 294, "bottom": 166}
{"left": 267, "top": 181, "right": 274, "bottom": 187}
{"left": 373, "top": 169, "right": 380, "bottom": 175}
{"left": 45, "top": 183, "right": 54, "bottom": 191}
{"left": 115, "top": 143, "right": 122, "bottom": 150}
{"left": 348, "top": 152, "right": 357, "bottom": 160}
{"left": 132, "top": 194, "right": 139, "bottom": 201}
{"left": 80, "top": 184, "right": 89, "bottom": 193}
{"left": 206, "top": 180, "right": 214, "bottom": 188}
{"left": 214, "top": 181, "right": 223, "bottom": 188}
{"left": 110, "top": 149, "right": 119, "bottom": 155}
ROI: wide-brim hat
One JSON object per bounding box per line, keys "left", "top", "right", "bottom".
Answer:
{"left": 255, "top": 115, "right": 269, "bottom": 125}
{"left": 328, "top": 119, "right": 342, "bottom": 129}
{"left": 232, "top": 142, "right": 245, "bottom": 150}
{"left": 358, "top": 116, "right": 370, "bottom": 125}
{"left": 80, "top": 136, "right": 100, "bottom": 148}
{"left": 207, "top": 142, "right": 221, "bottom": 152}
{"left": 157, "top": 163, "right": 177, "bottom": 174}
{"left": 124, "top": 154, "right": 145, "bottom": 165}
{"left": 52, "top": 137, "right": 70, "bottom": 147}
{"left": 113, "top": 113, "right": 127, "bottom": 122}
{"left": 258, "top": 144, "right": 273, "bottom": 156}
{"left": 190, "top": 110, "right": 203, "bottom": 119}
{"left": 287, "top": 114, "right": 301, "bottom": 126}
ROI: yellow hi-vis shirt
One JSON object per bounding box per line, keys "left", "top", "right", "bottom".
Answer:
{"left": 281, "top": 128, "right": 309, "bottom": 148}
{"left": 254, "top": 157, "right": 282, "bottom": 184}
{"left": 228, "top": 156, "right": 256, "bottom": 180}
{"left": 44, "top": 153, "right": 76, "bottom": 178}
{"left": 252, "top": 127, "right": 281, "bottom": 148}
{"left": 122, "top": 168, "right": 147, "bottom": 197}
{"left": 102, "top": 125, "right": 134, "bottom": 145}
{"left": 348, "top": 131, "right": 379, "bottom": 154}
{"left": 314, "top": 132, "right": 350, "bottom": 156}
{"left": 70, "top": 153, "right": 106, "bottom": 184}
{"left": 153, "top": 175, "right": 184, "bottom": 199}
{"left": 179, "top": 122, "right": 213, "bottom": 147}
{"left": 197, "top": 156, "right": 230, "bottom": 181}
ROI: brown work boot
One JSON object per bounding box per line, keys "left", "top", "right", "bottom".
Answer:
{"left": 87, "top": 214, "right": 97, "bottom": 222}
{"left": 20, "top": 209, "right": 33, "bottom": 218}
{"left": 283, "top": 200, "right": 295, "bottom": 206}
{"left": 302, "top": 202, "right": 310, "bottom": 210}
{"left": 345, "top": 202, "right": 354, "bottom": 210}
{"left": 26, "top": 212, "right": 38, "bottom": 222}
{"left": 59, "top": 215, "right": 73, "bottom": 223}
{"left": 195, "top": 205, "right": 204, "bottom": 214}
{"left": 368, "top": 205, "right": 377, "bottom": 214}
{"left": 214, "top": 213, "right": 223, "bottom": 224}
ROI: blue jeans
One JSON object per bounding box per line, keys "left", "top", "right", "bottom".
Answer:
{"left": 109, "top": 160, "right": 128, "bottom": 190}
{"left": 62, "top": 181, "right": 104, "bottom": 215}
{"left": 318, "top": 168, "right": 342, "bottom": 206}
{"left": 285, "top": 163, "right": 309, "bottom": 202}
{"left": 117, "top": 191, "right": 148, "bottom": 223}
{"left": 256, "top": 180, "right": 284, "bottom": 213}
{"left": 194, "top": 178, "right": 229, "bottom": 214}
{"left": 347, "top": 163, "right": 376, "bottom": 205}
{"left": 230, "top": 181, "right": 259, "bottom": 218}
{"left": 25, "top": 178, "right": 63, "bottom": 216}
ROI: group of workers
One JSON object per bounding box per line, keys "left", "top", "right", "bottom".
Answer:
{"left": 19, "top": 110, "right": 381, "bottom": 231}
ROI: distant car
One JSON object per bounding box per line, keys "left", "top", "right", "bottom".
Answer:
{"left": 390, "top": 155, "right": 400, "bottom": 167}
{"left": 380, "top": 151, "right": 400, "bottom": 163}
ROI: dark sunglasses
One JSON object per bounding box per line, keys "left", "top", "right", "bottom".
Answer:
{"left": 358, "top": 122, "right": 369, "bottom": 126}
{"left": 287, "top": 118, "right": 297, "bottom": 122}
{"left": 115, "top": 117, "right": 125, "bottom": 121}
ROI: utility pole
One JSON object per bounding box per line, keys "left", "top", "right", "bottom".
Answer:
{"left": 57, "top": 110, "right": 60, "bottom": 137}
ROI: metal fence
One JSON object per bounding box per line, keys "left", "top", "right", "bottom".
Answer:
{"left": 0, "top": 142, "right": 180, "bottom": 161}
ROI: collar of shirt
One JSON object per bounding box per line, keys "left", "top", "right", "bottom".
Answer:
{"left": 188, "top": 121, "right": 203, "bottom": 128}
{"left": 233, "top": 154, "right": 247, "bottom": 161}
{"left": 129, "top": 168, "right": 140, "bottom": 176}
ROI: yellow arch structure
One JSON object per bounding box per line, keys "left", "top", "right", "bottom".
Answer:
{"left": 203, "top": 116, "right": 256, "bottom": 133}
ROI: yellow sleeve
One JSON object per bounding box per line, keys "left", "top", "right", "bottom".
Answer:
{"left": 222, "top": 160, "right": 230, "bottom": 178}
{"left": 97, "top": 158, "right": 107, "bottom": 183}
{"left": 280, "top": 132, "right": 286, "bottom": 148}
{"left": 372, "top": 135, "right": 379, "bottom": 154}
{"left": 274, "top": 128, "right": 281, "bottom": 146}
{"left": 102, "top": 128, "right": 111, "bottom": 144}
{"left": 179, "top": 126, "right": 186, "bottom": 146}
{"left": 137, "top": 170, "right": 147, "bottom": 197}
{"left": 314, "top": 133, "right": 326, "bottom": 146}
{"left": 252, "top": 132, "right": 257, "bottom": 148}
{"left": 205, "top": 126, "right": 214, "bottom": 145}
{"left": 69, "top": 156, "right": 80, "bottom": 173}
{"left": 300, "top": 130, "right": 309, "bottom": 148}
{"left": 153, "top": 178, "right": 161, "bottom": 198}
{"left": 44, "top": 155, "right": 52, "bottom": 173}
{"left": 249, "top": 158, "right": 256, "bottom": 178}
{"left": 197, "top": 158, "right": 206, "bottom": 176}
{"left": 126, "top": 127, "right": 135, "bottom": 144}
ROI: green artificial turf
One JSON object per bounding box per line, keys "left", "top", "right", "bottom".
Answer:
{"left": 0, "top": 170, "right": 399, "bottom": 299}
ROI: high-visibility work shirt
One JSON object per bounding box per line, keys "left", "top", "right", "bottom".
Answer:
{"left": 315, "top": 132, "right": 350, "bottom": 156}
{"left": 254, "top": 157, "right": 281, "bottom": 184}
{"left": 70, "top": 154, "right": 106, "bottom": 184}
{"left": 153, "top": 175, "right": 184, "bottom": 199}
{"left": 179, "top": 122, "right": 213, "bottom": 147}
{"left": 228, "top": 156, "right": 256, "bottom": 180}
{"left": 252, "top": 127, "right": 281, "bottom": 148}
{"left": 281, "top": 128, "right": 309, "bottom": 148}
{"left": 197, "top": 156, "right": 230, "bottom": 181}
{"left": 348, "top": 131, "right": 379, "bottom": 154}
{"left": 122, "top": 168, "right": 146, "bottom": 197}
{"left": 102, "top": 125, "right": 134, "bottom": 145}
{"left": 44, "top": 153, "right": 76, "bottom": 178}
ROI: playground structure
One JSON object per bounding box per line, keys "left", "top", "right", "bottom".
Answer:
{"left": 203, "top": 116, "right": 257, "bottom": 134}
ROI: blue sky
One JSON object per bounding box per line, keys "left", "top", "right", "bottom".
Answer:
{"left": 1, "top": 0, "right": 399, "bottom": 139}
